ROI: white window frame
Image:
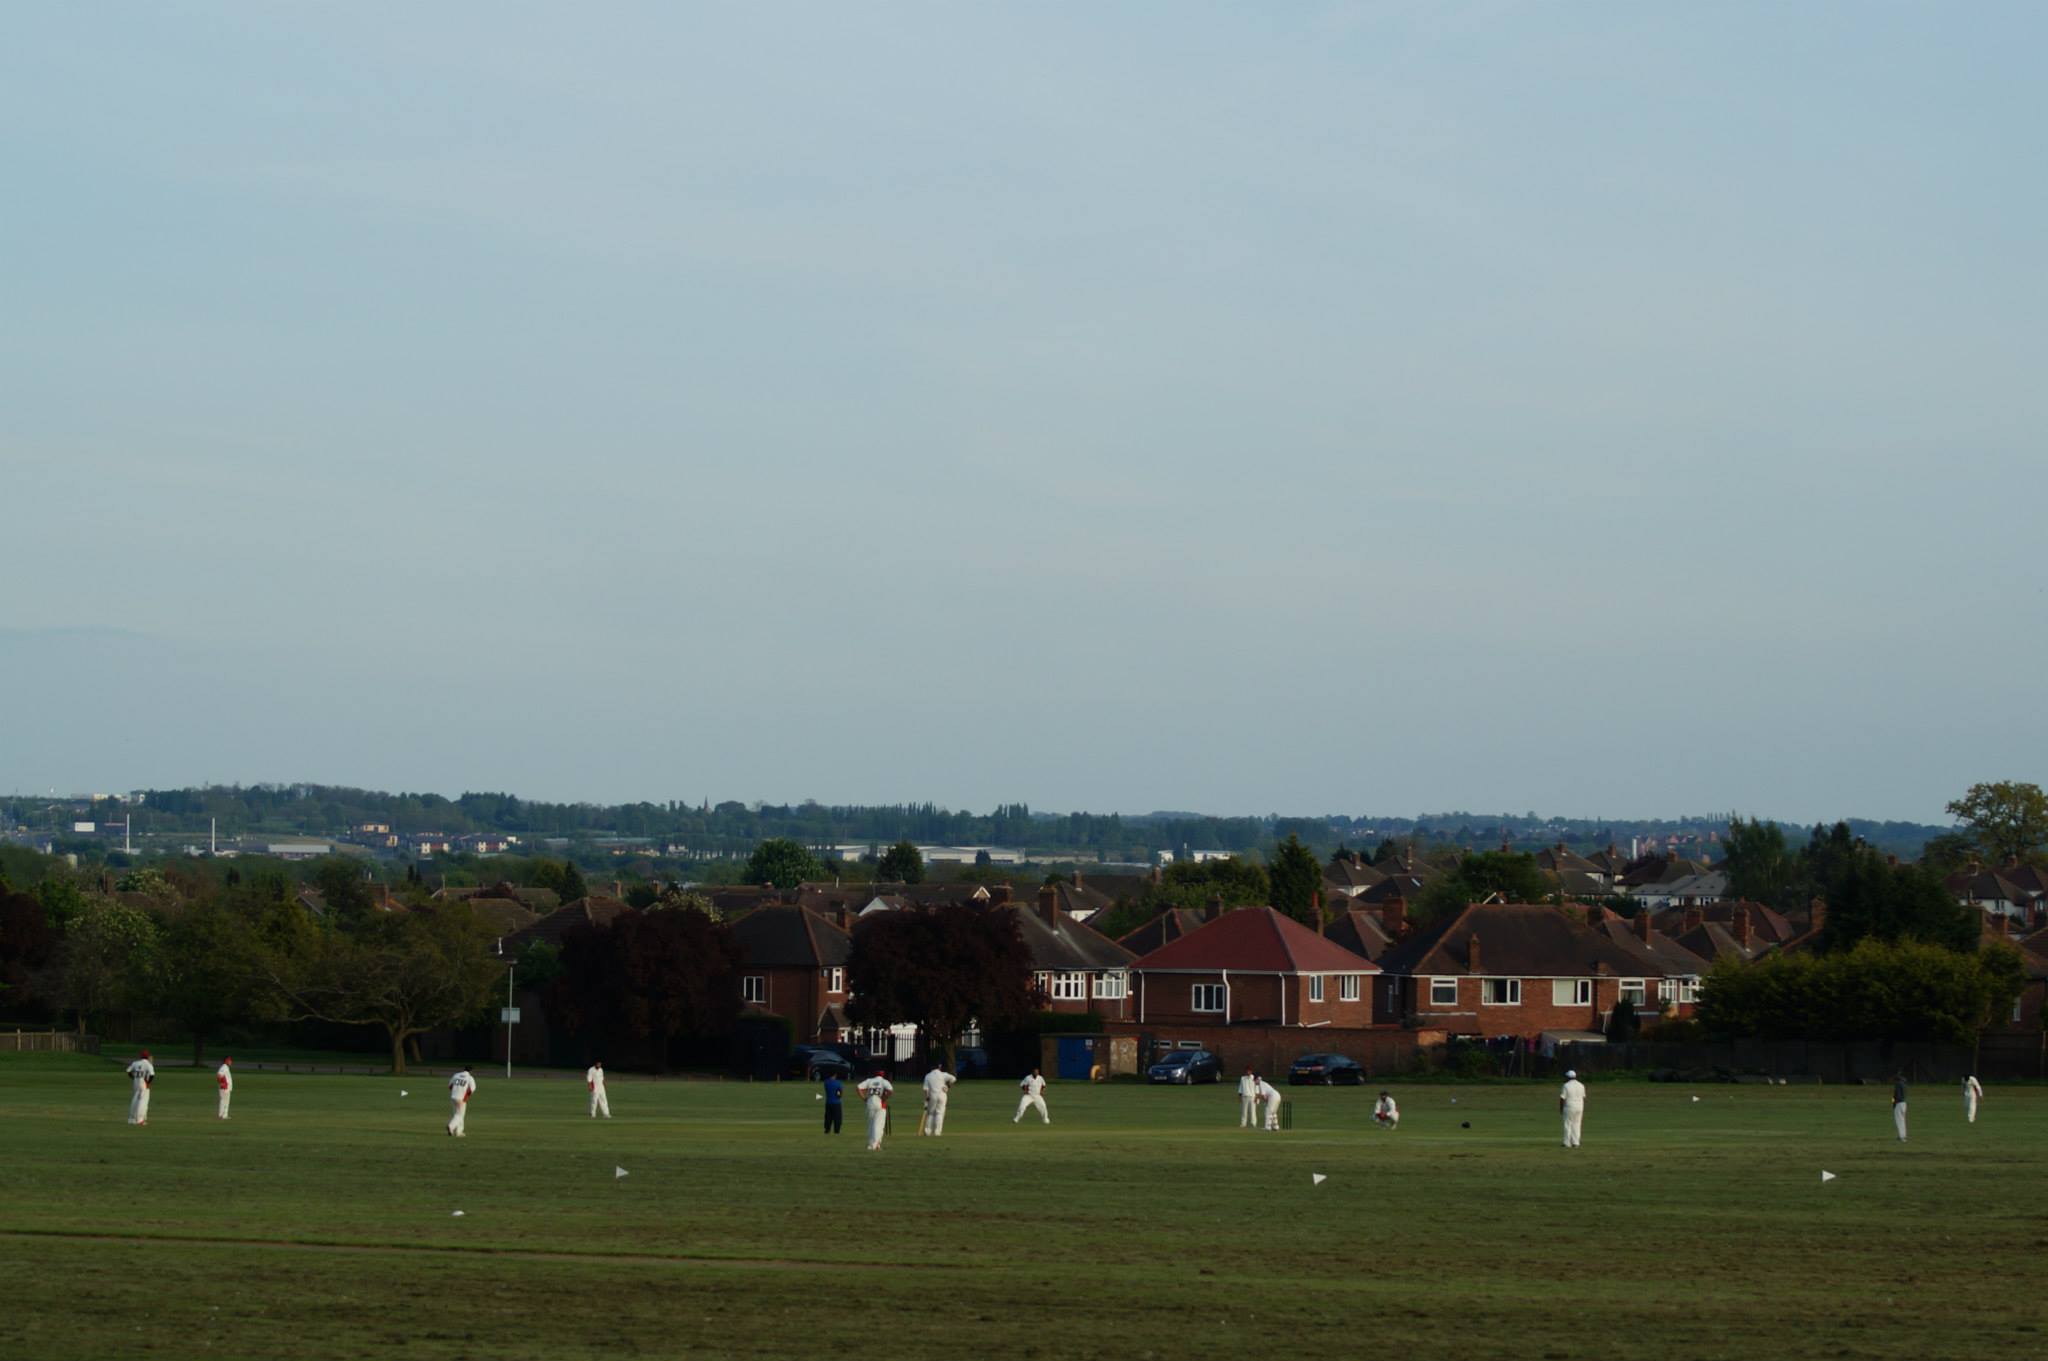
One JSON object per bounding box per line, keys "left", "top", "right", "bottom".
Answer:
{"left": 828, "top": 967, "right": 844, "bottom": 994}
{"left": 1308, "top": 975, "right": 1325, "bottom": 1003}
{"left": 1675, "top": 979, "right": 1699, "bottom": 1004}
{"left": 1551, "top": 979, "right": 1592, "bottom": 1007}
{"left": 742, "top": 975, "right": 766, "bottom": 1005}
{"left": 1192, "top": 983, "right": 1226, "bottom": 1014}
{"left": 1339, "top": 974, "right": 1361, "bottom": 1002}
{"left": 1051, "top": 972, "right": 1087, "bottom": 1001}
{"left": 1619, "top": 978, "right": 1646, "bottom": 1007}
{"left": 1481, "top": 978, "right": 1522, "bottom": 1006}
{"left": 1033, "top": 971, "right": 1050, "bottom": 993}
{"left": 1093, "top": 970, "right": 1128, "bottom": 1000}
{"left": 1429, "top": 977, "right": 1458, "bottom": 1007}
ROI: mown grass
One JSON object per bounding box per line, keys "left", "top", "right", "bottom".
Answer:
{"left": 1, "top": 1053, "right": 2043, "bottom": 1360}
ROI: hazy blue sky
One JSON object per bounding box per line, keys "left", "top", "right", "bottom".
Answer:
{"left": 3, "top": 3, "right": 2042, "bottom": 825}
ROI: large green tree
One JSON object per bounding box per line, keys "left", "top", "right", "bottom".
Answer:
{"left": 1413, "top": 851, "right": 1549, "bottom": 925}
{"left": 877, "top": 840, "right": 926, "bottom": 885}
{"left": 58, "top": 895, "right": 161, "bottom": 1037}
{"left": 1945, "top": 781, "right": 2048, "bottom": 864}
{"left": 1698, "top": 940, "right": 2024, "bottom": 1044}
{"left": 745, "top": 838, "right": 823, "bottom": 891}
{"left": 1268, "top": 834, "right": 1322, "bottom": 926}
{"left": 1818, "top": 848, "right": 1978, "bottom": 954}
{"left": 1720, "top": 814, "right": 1797, "bottom": 908}
{"left": 152, "top": 898, "right": 263, "bottom": 1064}
{"left": 845, "top": 905, "right": 1036, "bottom": 1064}
{"left": 550, "top": 908, "right": 743, "bottom": 1071}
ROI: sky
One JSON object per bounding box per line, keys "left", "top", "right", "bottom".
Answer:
{"left": 2, "top": 3, "right": 2042, "bottom": 826}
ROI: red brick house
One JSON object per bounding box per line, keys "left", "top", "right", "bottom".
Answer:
{"left": 1128, "top": 907, "right": 1379, "bottom": 1029}
{"left": 1592, "top": 910, "right": 1711, "bottom": 1017}
{"left": 1372, "top": 902, "right": 1656, "bottom": 1039}
{"left": 1006, "top": 888, "right": 1138, "bottom": 1020}
{"left": 729, "top": 906, "right": 854, "bottom": 1042}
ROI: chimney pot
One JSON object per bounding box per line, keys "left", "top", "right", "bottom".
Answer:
{"left": 1206, "top": 893, "right": 1224, "bottom": 923}
{"left": 1383, "top": 898, "right": 1407, "bottom": 936}
{"left": 1465, "top": 932, "right": 1482, "bottom": 974}
{"left": 1037, "top": 885, "right": 1059, "bottom": 926}
{"left": 1635, "top": 911, "right": 1651, "bottom": 943}
{"left": 1809, "top": 896, "right": 1828, "bottom": 929}
{"left": 1072, "top": 869, "right": 1085, "bottom": 891}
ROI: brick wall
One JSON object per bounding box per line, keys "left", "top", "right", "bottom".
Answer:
{"left": 1135, "top": 971, "right": 1375, "bottom": 1029}
{"left": 1384, "top": 973, "right": 1625, "bottom": 1039}
{"left": 1105, "top": 1020, "right": 1418, "bottom": 1078}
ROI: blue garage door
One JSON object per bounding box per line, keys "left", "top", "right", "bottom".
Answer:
{"left": 1056, "top": 1036, "right": 1096, "bottom": 1080}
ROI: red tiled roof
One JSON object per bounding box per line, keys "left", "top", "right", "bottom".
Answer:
{"left": 1130, "top": 906, "right": 1379, "bottom": 974}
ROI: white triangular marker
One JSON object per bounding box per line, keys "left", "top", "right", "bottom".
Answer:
{"left": 1691, "top": 1096, "right": 1700, "bottom": 1103}
{"left": 1311, "top": 1173, "right": 1327, "bottom": 1186}
{"left": 400, "top": 1090, "right": 409, "bottom": 1097}
{"left": 615, "top": 1166, "right": 629, "bottom": 1179}
{"left": 451, "top": 1210, "right": 465, "bottom": 1216}
{"left": 1820, "top": 1171, "right": 1836, "bottom": 1183}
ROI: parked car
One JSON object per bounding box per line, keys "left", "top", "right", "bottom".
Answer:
{"left": 1288, "top": 1053, "right": 1365, "bottom": 1086}
{"left": 1147, "top": 1049, "right": 1222, "bottom": 1084}
{"left": 786, "top": 1045, "right": 853, "bottom": 1080}
{"left": 952, "top": 1046, "right": 991, "bottom": 1079}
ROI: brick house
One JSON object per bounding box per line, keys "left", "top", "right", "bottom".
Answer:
{"left": 1128, "top": 907, "right": 1379, "bottom": 1029}
{"left": 1007, "top": 888, "right": 1138, "bottom": 1020}
{"left": 1591, "top": 909, "right": 1711, "bottom": 1017}
{"left": 729, "top": 906, "right": 854, "bottom": 1042}
{"left": 1372, "top": 902, "right": 1656, "bottom": 1039}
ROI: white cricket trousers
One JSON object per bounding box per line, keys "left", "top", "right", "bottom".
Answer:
{"left": 926, "top": 1099, "right": 948, "bottom": 1136}
{"left": 1893, "top": 1101, "right": 1907, "bottom": 1141}
{"left": 448, "top": 1097, "right": 468, "bottom": 1136}
{"left": 865, "top": 1103, "right": 887, "bottom": 1149}
{"left": 590, "top": 1088, "right": 610, "bottom": 1118}
{"left": 1014, "top": 1094, "right": 1049, "bottom": 1124}
{"left": 127, "top": 1087, "right": 150, "bottom": 1126}
{"left": 1562, "top": 1107, "right": 1584, "bottom": 1148}
{"left": 1264, "top": 1098, "right": 1282, "bottom": 1131}
{"left": 1240, "top": 1096, "right": 1256, "bottom": 1128}
{"left": 1964, "top": 1091, "right": 1978, "bottom": 1124}
{"left": 217, "top": 1089, "right": 231, "bottom": 1120}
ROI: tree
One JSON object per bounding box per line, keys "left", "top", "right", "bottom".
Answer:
{"left": 1268, "top": 835, "right": 1321, "bottom": 926}
{"left": 530, "top": 858, "right": 589, "bottom": 903}
{"left": 259, "top": 905, "right": 501, "bottom": 1073}
{"left": 877, "top": 840, "right": 926, "bottom": 885}
{"left": 1818, "top": 850, "right": 1977, "bottom": 954}
{"left": 846, "top": 905, "right": 1036, "bottom": 1064}
{"left": 1721, "top": 815, "right": 1797, "bottom": 909}
{"left": 1413, "top": 851, "right": 1548, "bottom": 925}
{"left": 0, "top": 888, "right": 59, "bottom": 1014}
{"left": 311, "top": 857, "right": 375, "bottom": 922}
{"left": 1945, "top": 781, "right": 2048, "bottom": 864}
{"left": 1698, "top": 940, "right": 2025, "bottom": 1045}
{"left": 1134, "top": 857, "right": 1270, "bottom": 920}
{"left": 153, "top": 898, "right": 262, "bottom": 1063}
{"left": 550, "top": 909, "right": 742, "bottom": 1070}
{"left": 745, "top": 838, "right": 822, "bottom": 891}
{"left": 58, "top": 895, "right": 161, "bottom": 1036}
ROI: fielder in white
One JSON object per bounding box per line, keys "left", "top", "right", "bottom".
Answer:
{"left": 1559, "top": 1070, "right": 1587, "bottom": 1148}
{"left": 1014, "top": 1068, "right": 1050, "bottom": 1124}
{"left": 215, "top": 1056, "right": 234, "bottom": 1120}
{"left": 1963, "top": 1073, "right": 1983, "bottom": 1124}
{"left": 857, "top": 1071, "right": 894, "bottom": 1151}
{"left": 1373, "top": 1090, "right": 1399, "bottom": 1130}
{"left": 1891, "top": 1073, "right": 1908, "bottom": 1142}
{"left": 920, "top": 1062, "right": 956, "bottom": 1136}
{"left": 1255, "top": 1076, "right": 1283, "bottom": 1131}
{"left": 586, "top": 1060, "right": 610, "bottom": 1119}
{"left": 125, "top": 1050, "right": 156, "bottom": 1126}
{"left": 1238, "top": 1067, "right": 1258, "bottom": 1128}
{"left": 447, "top": 1067, "right": 477, "bottom": 1137}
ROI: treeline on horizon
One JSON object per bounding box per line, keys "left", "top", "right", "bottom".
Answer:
{"left": 1, "top": 784, "right": 1951, "bottom": 861}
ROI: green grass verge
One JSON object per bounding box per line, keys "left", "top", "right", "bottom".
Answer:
{"left": 1, "top": 1054, "right": 2043, "bottom": 1360}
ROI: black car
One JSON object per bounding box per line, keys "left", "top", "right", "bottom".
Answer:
{"left": 1289, "top": 1053, "right": 1366, "bottom": 1086}
{"left": 787, "top": 1044, "right": 860, "bottom": 1080}
{"left": 1146, "top": 1049, "right": 1222, "bottom": 1084}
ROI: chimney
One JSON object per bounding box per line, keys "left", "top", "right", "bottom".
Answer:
{"left": 1683, "top": 906, "right": 1703, "bottom": 933}
{"left": 1313, "top": 889, "right": 1325, "bottom": 936}
{"left": 1996, "top": 911, "right": 2010, "bottom": 938}
{"left": 1206, "top": 893, "right": 1224, "bottom": 923}
{"left": 1735, "top": 906, "right": 1752, "bottom": 949}
{"left": 833, "top": 907, "right": 851, "bottom": 932}
{"left": 1037, "top": 885, "right": 1059, "bottom": 926}
{"left": 612, "top": 880, "right": 622, "bottom": 899}
{"left": 1500, "top": 840, "right": 1511, "bottom": 855}
{"left": 1465, "top": 933, "right": 1482, "bottom": 974}
{"left": 1886, "top": 854, "right": 1899, "bottom": 868}
{"left": 1635, "top": 911, "right": 1651, "bottom": 943}
{"left": 1150, "top": 863, "right": 1163, "bottom": 885}
{"left": 1382, "top": 898, "right": 1407, "bottom": 937}
{"left": 1809, "top": 897, "right": 1828, "bottom": 932}
{"left": 1404, "top": 847, "right": 1415, "bottom": 872}
{"left": 1072, "top": 869, "right": 1085, "bottom": 892}
{"left": 994, "top": 884, "right": 1013, "bottom": 906}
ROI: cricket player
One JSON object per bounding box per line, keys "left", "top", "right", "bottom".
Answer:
{"left": 216, "top": 1057, "right": 234, "bottom": 1120}
{"left": 125, "top": 1049, "right": 156, "bottom": 1126}
{"left": 1014, "top": 1068, "right": 1050, "bottom": 1124}
{"left": 857, "top": 1070, "right": 894, "bottom": 1151}
{"left": 822, "top": 1073, "right": 844, "bottom": 1135}
{"left": 1373, "top": 1090, "right": 1399, "bottom": 1130}
{"left": 1891, "top": 1072, "right": 1908, "bottom": 1142}
{"left": 447, "top": 1066, "right": 477, "bottom": 1137}
{"left": 921, "top": 1061, "right": 956, "bottom": 1136}
{"left": 1559, "top": 1070, "right": 1587, "bottom": 1148}
{"left": 586, "top": 1060, "right": 610, "bottom": 1119}
{"left": 1255, "top": 1075, "right": 1283, "bottom": 1131}
{"left": 1238, "top": 1067, "right": 1258, "bottom": 1128}
{"left": 1963, "top": 1073, "right": 1983, "bottom": 1124}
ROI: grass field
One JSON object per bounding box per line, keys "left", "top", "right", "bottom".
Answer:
{"left": 3, "top": 1055, "right": 2044, "bottom": 1360}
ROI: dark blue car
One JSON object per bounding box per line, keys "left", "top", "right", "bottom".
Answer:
{"left": 1146, "top": 1049, "right": 1222, "bottom": 1084}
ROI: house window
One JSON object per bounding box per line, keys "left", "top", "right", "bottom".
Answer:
{"left": 742, "top": 975, "right": 766, "bottom": 1005}
{"left": 1429, "top": 977, "right": 1458, "bottom": 1007}
{"left": 1051, "top": 972, "right": 1087, "bottom": 1001}
{"left": 1551, "top": 979, "right": 1591, "bottom": 1007}
{"left": 1033, "top": 972, "right": 1050, "bottom": 993}
{"left": 1093, "top": 971, "right": 1128, "bottom": 1000}
{"left": 1619, "top": 979, "right": 1646, "bottom": 1007}
{"left": 1339, "top": 974, "right": 1361, "bottom": 1002}
{"left": 1676, "top": 979, "right": 1699, "bottom": 1004}
{"left": 828, "top": 967, "right": 844, "bottom": 994}
{"left": 1192, "top": 983, "right": 1226, "bottom": 1013}
{"left": 1309, "top": 976, "right": 1325, "bottom": 1003}
{"left": 1481, "top": 979, "right": 1521, "bottom": 1006}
